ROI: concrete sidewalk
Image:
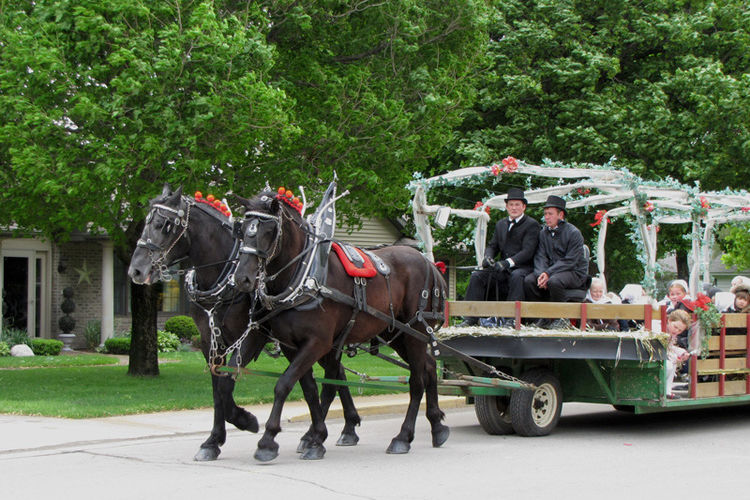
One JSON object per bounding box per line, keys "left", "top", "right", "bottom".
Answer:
{"left": 0, "top": 393, "right": 465, "bottom": 455}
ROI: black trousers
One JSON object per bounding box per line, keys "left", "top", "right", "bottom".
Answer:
{"left": 465, "top": 267, "right": 531, "bottom": 302}
{"left": 523, "top": 270, "right": 586, "bottom": 302}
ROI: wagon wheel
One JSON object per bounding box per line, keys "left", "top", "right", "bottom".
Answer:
{"left": 509, "top": 369, "right": 563, "bottom": 437}
{"left": 474, "top": 395, "right": 515, "bottom": 435}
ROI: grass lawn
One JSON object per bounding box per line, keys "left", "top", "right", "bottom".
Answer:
{"left": 0, "top": 350, "right": 410, "bottom": 418}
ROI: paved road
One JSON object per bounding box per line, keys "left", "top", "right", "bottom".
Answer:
{"left": 3, "top": 398, "right": 750, "bottom": 500}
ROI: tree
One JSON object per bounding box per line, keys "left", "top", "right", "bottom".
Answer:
{"left": 438, "top": 0, "right": 750, "bottom": 286}
{"left": 0, "top": 0, "right": 293, "bottom": 374}
{"left": 0, "top": 0, "right": 490, "bottom": 373}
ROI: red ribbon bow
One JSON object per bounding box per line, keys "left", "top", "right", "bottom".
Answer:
{"left": 590, "top": 209, "right": 610, "bottom": 227}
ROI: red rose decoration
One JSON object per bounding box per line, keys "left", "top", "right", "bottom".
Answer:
{"left": 491, "top": 164, "right": 500, "bottom": 176}
{"left": 195, "top": 191, "right": 203, "bottom": 199}
{"left": 501, "top": 156, "right": 518, "bottom": 173}
{"left": 644, "top": 201, "right": 654, "bottom": 212}
{"left": 700, "top": 197, "right": 710, "bottom": 209}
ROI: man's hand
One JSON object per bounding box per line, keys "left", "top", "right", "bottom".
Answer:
{"left": 494, "top": 260, "right": 509, "bottom": 273}
{"left": 537, "top": 272, "right": 550, "bottom": 289}
{"left": 482, "top": 256, "right": 495, "bottom": 269}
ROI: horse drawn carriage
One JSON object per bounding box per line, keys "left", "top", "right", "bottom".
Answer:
{"left": 412, "top": 159, "right": 750, "bottom": 436}
{"left": 128, "top": 159, "right": 750, "bottom": 462}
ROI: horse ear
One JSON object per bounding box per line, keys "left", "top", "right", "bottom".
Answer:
{"left": 161, "top": 183, "right": 172, "bottom": 198}
{"left": 232, "top": 194, "right": 251, "bottom": 208}
{"left": 173, "top": 186, "right": 183, "bottom": 199}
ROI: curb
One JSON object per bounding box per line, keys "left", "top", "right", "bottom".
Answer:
{"left": 287, "top": 396, "right": 467, "bottom": 423}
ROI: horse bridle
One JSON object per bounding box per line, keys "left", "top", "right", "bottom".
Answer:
{"left": 136, "top": 197, "right": 192, "bottom": 281}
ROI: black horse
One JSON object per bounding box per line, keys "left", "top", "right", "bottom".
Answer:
{"left": 233, "top": 189, "right": 449, "bottom": 462}
{"left": 127, "top": 185, "right": 362, "bottom": 461}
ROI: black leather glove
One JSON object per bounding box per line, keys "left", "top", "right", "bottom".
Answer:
{"left": 481, "top": 255, "right": 495, "bottom": 269}
{"left": 494, "top": 259, "right": 509, "bottom": 272}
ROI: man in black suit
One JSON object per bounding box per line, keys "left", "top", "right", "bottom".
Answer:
{"left": 461, "top": 188, "right": 540, "bottom": 326}
{"left": 523, "top": 195, "right": 588, "bottom": 307}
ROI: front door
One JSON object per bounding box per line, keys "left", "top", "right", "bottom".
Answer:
{"left": 1, "top": 249, "right": 46, "bottom": 338}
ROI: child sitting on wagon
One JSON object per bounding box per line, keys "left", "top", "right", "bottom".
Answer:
{"left": 665, "top": 309, "right": 692, "bottom": 399}
{"left": 584, "top": 278, "right": 619, "bottom": 331}
{"left": 663, "top": 279, "right": 693, "bottom": 314}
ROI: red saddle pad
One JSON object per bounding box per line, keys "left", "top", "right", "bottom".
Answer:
{"left": 331, "top": 242, "right": 377, "bottom": 278}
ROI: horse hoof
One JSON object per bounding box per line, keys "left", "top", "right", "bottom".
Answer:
{"left": 254, "top": 447, "right": 279, "bottom": 462}
{"left": 300, "top": 444, "right": 326, "bottom": 460}
{"left": 296, "top": 437, "right": 312, "bottom": 453}
{"left": 194, "top": 446, "right": 221, "bottom": 461}
{"left": 336, "top": 432, "right": 359, "bottom": 447}
{"left": 432, "top": 426, "right": 450, "bottom": 448}
{"left": 236, "top": 412, "right": 259, "bottom": 433}
{"left": 386, "top": 439, "right": 410, "bottom": 454}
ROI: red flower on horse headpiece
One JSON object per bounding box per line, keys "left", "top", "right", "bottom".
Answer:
{"left": 276, "top": 186, "right": 303, "bottom": 214}
{"left": 434, "top": 261, "right": 447, "bottom": 274}
{"left": 195, "top": 191, "right": 231, "bottom": 217}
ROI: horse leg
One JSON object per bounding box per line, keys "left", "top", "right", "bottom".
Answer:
{"left": 296, "top": 369, "right": 328, "bottom": 460}
{"left": 423, "top": 355, "right": 450, "bottom": 447}
{"left": 298, "top": 354, "right": 360, "bottom": 450}
{"left": 194, "top": 374, "right": 228, "bottom": 461}
{"left": 385, "top": 342, "right": 426, "bottom": 455}
{"left": 223, "top": 352, "right": 260, "bottom": 432}
{"left": 255, "top": 344, "right": 325, "bottom": 462}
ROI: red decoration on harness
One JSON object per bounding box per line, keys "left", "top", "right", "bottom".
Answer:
{"left": 275, "top": 186, "right": 303, "bottom": 214}
{"left": 194, "top": 191, "right": 230, "bottom": 217}
{"left": 331, "top": 243, "right": 377, "bottom": 278}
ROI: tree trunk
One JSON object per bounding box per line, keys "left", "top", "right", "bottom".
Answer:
{"left": 128, "top": 283, "right": 160, "bottom": 376}
{"left": 675, "top": 249, "right": 690, "bottom": 282}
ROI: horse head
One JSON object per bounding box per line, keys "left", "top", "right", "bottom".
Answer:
{"left": 233, "top": 189, "right": 306, "bottom": 294}
{"left": 128, "top": 184, "right": 190, "bottom": 285}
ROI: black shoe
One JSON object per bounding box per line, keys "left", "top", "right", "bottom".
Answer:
{"left": 458, "top": 317, "right": 478, "bottom": 327}
{"left": 499, "top": 318, "right": 516, "bottom": 328}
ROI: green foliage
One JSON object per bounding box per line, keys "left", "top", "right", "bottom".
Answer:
{"left": 30, "top": 339, "right": 64, "bottom": 356}
{"left": 720, "top": 222, "right": 750, "bottom": 271}
{"left": 104, "top": 337, "right": 131, "bottom": 355}
{"left": 83, "top": 320, "right": 101, "bottom": 350}
{"left": 438, "top": 0, "right": 750, "bottom": 277}
{"left": 157, "top": 330, "right": 180, "bottom": 353}
{"left": 164, "top": 316, "right": 199, "bottom": 341}
{"left": 0, "top": 327, "right": 31, "bottom": 347}
{"left": 0, "top": 341, "right": 9, "bottom": 357}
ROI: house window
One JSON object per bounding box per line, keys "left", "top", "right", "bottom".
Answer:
{"left": 160, "top": 277, "right": 181, "bottom": 312}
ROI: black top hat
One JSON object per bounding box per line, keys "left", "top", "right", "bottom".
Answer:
{"left": 543, "top": 195, "right": 567, "bottom": 214}
{"left": 505, "top": 187, "right": 527, "bottom": 205}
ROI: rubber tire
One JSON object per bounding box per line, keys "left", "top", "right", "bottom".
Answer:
{"left": 474, "top": 395, "right": 515, "bottom": 435}
{"left": 509, "top": 369, "right": 563, "bottom": 437}
{"left": 612, "top": 405, "right": 635, "bottom": 413}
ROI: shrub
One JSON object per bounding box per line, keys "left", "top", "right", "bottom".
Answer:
{"left": 164, "top": 315, "right": 199, "bottom": 341}
{"left": 31, "top": 338, "right": 63, "bottom": 356}
{"left": 83, "top": 320, "right": 101, "bottom": 350}
{"left": 1, "top": 327, "right": 31, "bottom": 347}
{"left": 0, "top": 341, "right": 9, "bottom": 356}
{"left": 191, "top": 334, "right": 202, "bottom": 349}
{"left": 104, "top": 337, "right": 131, "bottom": 354}
{"left": 157, "top": 330, "right": 180, "bottom": 353}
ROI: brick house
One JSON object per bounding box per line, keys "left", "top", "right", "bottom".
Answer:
{"left": 1, "top": 217, "right": 431, "bottom": 348}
